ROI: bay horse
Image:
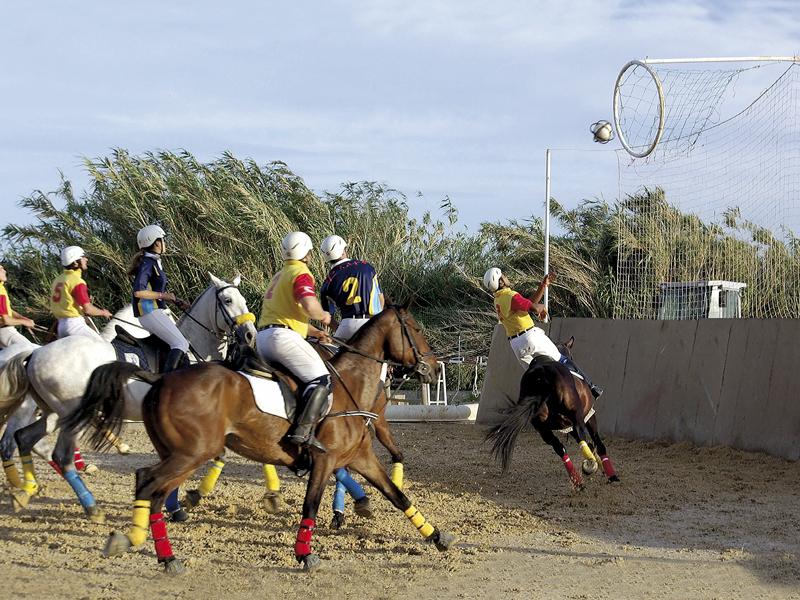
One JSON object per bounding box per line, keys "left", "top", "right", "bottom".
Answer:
{"left": 67, "top": 305, "right": 454, "bottom": 573}
{"left": 183, "top": 338, "right": 406, "bottom": 528}
{"left": 486, "top": 336, "right": 619, "bottom": 490}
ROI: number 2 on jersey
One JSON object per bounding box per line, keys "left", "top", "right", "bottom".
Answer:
{"left": 342, "top": 277, "right": 362, "bottom": 305}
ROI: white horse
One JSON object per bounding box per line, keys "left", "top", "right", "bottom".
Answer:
{"left": 0, "top": 273, "right": 257, "bottom": 521}
{"left": 0, "top": 305, "right": 151, "bottom": 484}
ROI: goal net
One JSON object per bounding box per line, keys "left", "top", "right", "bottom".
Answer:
{"left": 613, "top": 59, "right": 800, "bottom": 319}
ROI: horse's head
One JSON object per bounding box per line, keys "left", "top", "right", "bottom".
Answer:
{"left": 207, "top": 272, "right": 257, "bottom": 348}
{"left": 556, "top": 336, "right": 575, "bottom": 360}
{"left": 383, "top": 304, "right": 439, "bottom": 384}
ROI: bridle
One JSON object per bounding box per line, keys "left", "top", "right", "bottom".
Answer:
{"left": 180, "top": 285, "right": 256, "bottom": 345}
{"left": 328, "top": 305, "right": 436, "bottom": 380}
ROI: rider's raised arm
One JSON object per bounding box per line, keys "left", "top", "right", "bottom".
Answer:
{"left": 528, "top": 272, "right": 555, "bottom": 306}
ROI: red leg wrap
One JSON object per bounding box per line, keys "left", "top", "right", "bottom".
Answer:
{"left": 73, "top": 449, "right": 86, "bottom": 471}
{"left": 562, "top": 454, "right": 582, "bottom": 486}
{"left": 600, "top": 455, "right": 618, "bottom": 478}
{"left": 149, "top": 513, "right": 174, "bottom": 561}
{"left": 48, "top": 460, "right": 63, "bottom": 476}
{"left": 294, "top": 518, "right": 316, "bottom": 558}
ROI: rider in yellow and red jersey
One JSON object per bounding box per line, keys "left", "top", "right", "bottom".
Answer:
{"left": 257, "top": 232, "right": 332, "bottom": 452}
{"left": 0, "top": 262, "right": 35, "bottom": 348}
{"left": 484, "top": 267, "right": 602, "bottom": 398}
{"left": 50, "top": 246, "right": 112, "bottom": 340}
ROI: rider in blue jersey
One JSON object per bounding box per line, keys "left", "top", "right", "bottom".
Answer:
{"left": 319, "top": 235, "right": 384, "bottom": 340}
{"left": 319, "top": 235, "right": 387, "bottom": 526}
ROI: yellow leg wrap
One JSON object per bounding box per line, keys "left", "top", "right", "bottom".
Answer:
{"left": 263, "top": 464, "right": 280, "bottom": 492}
{"left": 404, "top": 505, "right": 435, "bottom": 538}
{"left": 198, "top": 459, "right": 225, "bottom": 497}
{"left": 579, "top": 441, "right": 596, "bottom": 462}
{"left": 128, "top": 499, "right": 150, "bottom": 547}
{"left": 20, "top": 455, "right": 38, "bottom": 496}
{"left": 3, "top": 459, "right": 23, "bottom": 489}
{"left": 390, "top": 462, "right": 404, "bottom": 489}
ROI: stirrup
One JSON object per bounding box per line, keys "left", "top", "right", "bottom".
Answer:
{"left": 287, "top": 433, "right": 327, "bottom": 453}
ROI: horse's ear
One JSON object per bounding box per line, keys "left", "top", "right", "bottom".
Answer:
{"left": 384, "top": 293, "right": 394, "bottom": 307}
{"left": 566, "top": 336, "right": 574, "bottom": 349}
{"left": 401, "top": 297, "right": 412, "bottom": 310}
{"left": 208, "top": 272, "right": 225, "bottom": 288}
{"left": 232, "top": 273, "right": 242, "bottom": 287}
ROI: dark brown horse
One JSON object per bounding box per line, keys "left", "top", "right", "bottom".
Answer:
{"left": 486, "top": 337, "right": 619, "bottom": 490}
{"left": 68, "top": 305, "right": 454, "bottom": 573}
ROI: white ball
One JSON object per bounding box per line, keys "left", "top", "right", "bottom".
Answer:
{"left": 591, "top": 120, "right": 614, "bottom": 144}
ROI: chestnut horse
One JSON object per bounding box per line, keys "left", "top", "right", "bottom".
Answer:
{"left": 68, "top": 305, "right": 454, "bottom": 573}
{"left": 486, "top": 337, "right": 619, "bottom": 490}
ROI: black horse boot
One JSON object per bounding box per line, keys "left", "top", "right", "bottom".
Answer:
{"left": 163, "top": 349, "right": 189, "bottom": 373}
{"left": 559, "top": 356, "right": 603, "bottom": 399}
{"left": 287, "top": 383, "right": 329, "bottom": 453}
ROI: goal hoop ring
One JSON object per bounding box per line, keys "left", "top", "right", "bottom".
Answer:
{"left": 613, "top": 60, "right": 666, "bottom": 158}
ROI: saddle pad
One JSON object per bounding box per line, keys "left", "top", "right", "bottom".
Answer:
{"left": 556, "top": 407, "right": 596, "bottom": 434}
{"left": 240, "top": 372, "right": 291, "bottom": 420}
{"left": 112, "top": 339, "right": 150, "bottom": 371}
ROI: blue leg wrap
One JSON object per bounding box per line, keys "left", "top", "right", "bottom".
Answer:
{"left": 165, "top": 488, "right": 181, "bottom": 513}
{"left": 335, "top": 468, "right": 366, "bottom": 501}
{"left": 333, "top": 481, "right": 346, "bottom": 514}
{"left": 63, "top": 469, "right": 95, "bottom": 509}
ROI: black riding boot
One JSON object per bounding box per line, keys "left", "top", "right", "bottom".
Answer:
{"left": 287, "top": 384, "right": 329, "bottom": 453}
{"left": 163, "top": 349, "right": 189, "bottom": 373}
{"left": 559, "top": 356, "right": 603, "bottom": 399}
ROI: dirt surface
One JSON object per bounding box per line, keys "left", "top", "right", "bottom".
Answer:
{"left": 1, "top": 422, "right": 799, "bottom": 600}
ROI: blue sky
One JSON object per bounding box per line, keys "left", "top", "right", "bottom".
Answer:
{"left": 1, "top": 1, "right": 798, "bottom": 231}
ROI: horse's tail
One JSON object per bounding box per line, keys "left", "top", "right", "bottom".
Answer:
{"left": 485, "top": 388, "right": 549, "bottom": 474}
{"left": 0, "top": 350, "right": 35, "bottom": 423}
{"left": 60, "top": 362, "right": 146, "bottom": 452}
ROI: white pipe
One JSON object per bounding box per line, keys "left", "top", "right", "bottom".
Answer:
{"left": 543, "top": 149, "right": 551, "bottom": 322}
{"left": 386, "top": 403, "right": 478, "bottom": 422}
{"left": 643, "top": 56, "right": 799, "bottom": 65}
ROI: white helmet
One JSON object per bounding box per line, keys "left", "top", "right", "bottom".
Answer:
{"left": 60, "top": 246, "right": 86, "bottom": 267}
{"left": 281, "top": 231, "right": 313, "bottom": 260}
{"left": 483, "top": 267, "right": 503, "bottom": 292}
{"left": 137, "top": 224, "right": 166, "bottom": 249}
{"left": 320, "top": 235, "right": 347, "bottom": 262}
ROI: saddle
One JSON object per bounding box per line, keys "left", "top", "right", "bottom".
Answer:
{"left": 227, "top": 346, "right": 304, "bottom": 421}
{"left": 111, "top": 325, "right": 171, "bottom": 373}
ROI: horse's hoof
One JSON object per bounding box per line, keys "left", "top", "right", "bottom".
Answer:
{"left": 82, "top": 464, "right": 99, "bottom": 475}
{"left": 581, "top": 459, "right": 598, "bottom": 475}
{"left": 608, "top": 475, "right": 621, "bottom": 483}
{"left": 354, "top": 497, "right": 373, "bottom": 518}
{"left": 169, "top": 508, "right": 190, "bottom": 523}
{"left": 301, "top": 554, "right": 322, "bottom": 572}
{"left": 86, "top": 506, "right": 106, "bottom": 524}
{"left": 163, "top": 557, "right": 185, "bottom": 575}
{"left": 261, "top": 491, "right": 283, "bottom": 514}
{"left": 431, "top": 529, "right": 455, "bottom": 552}
{"left": 103, "top": 531, "right": 132, "bottom": 557}
{"left": 183, "top": 489, "right": 201, "bottom": 510}
{"left": 10, "top": 489, "right": 30, "bottom": 512}
{"left": 330, "top": 512, "right": 345, "bottom": 530}
{"left": 115, "top": 443, "right": 131, "bottom": 455}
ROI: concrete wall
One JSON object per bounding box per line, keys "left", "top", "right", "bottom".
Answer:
{"left": 478, "top": 319, "right": 800, "bottom": 460}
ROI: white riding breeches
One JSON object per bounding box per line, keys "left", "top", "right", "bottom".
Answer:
{"left": 57, "top": 317, "right": 103, "bottom": 341}
{"left": 0, "top": 326, "right": 33, "bottom": 349}
{"left": 256, "top": 327, "right": 329, "bottom": 384}
{"left": 139, "top": 309, "right": 190, "bottom": 352}
{"left": 334, "top": 317, "right": 387, "bottom": 381}
{"left": 509, "top": 326, "right": 561, "bottom": 366}
{"left": 333, "top": 317, "right": 370, "bottom": 341}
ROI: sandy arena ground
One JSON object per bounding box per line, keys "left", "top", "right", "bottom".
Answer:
{"left": 0, "top": 422, "right": 798, "bottom": 600}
